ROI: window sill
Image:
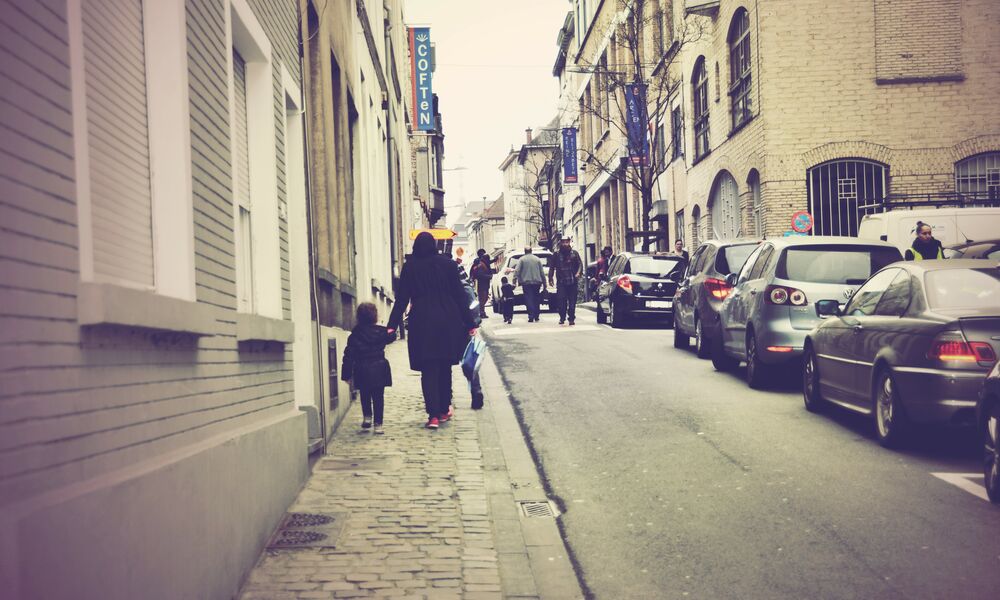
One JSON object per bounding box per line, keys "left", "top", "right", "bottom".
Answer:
{"left": 77, "top": 282, "right": 216, "bottom": 336}
{"left": 236, "top": 312, "right": 295, "bottom": 343}
{"left": 728, "top": 115, "right": 754, "bottom": 139}
{"left": 691, "top": 148, "right": 712, "bottom": 167}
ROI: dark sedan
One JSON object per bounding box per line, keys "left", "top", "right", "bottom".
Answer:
{"left": 595, "top": 252, "right": 685, "bottom": 328}
{"left": 803, "top": 260, "right": 1000, "bottom": 448}
{"left": 979, "top": 361, "right": 1000, "bottom": 503}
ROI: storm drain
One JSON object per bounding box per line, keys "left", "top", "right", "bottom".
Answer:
{"left": 518, "top": 501, "right": 559, "bottom": 518}
{"left": 266, "top": 512, "right": 346, "bottom": 549}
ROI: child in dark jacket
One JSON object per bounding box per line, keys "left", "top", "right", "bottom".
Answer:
{"left": 500, "top": 277, "right": 515, "bottom": 324}
{"left": 341, "top": 302, "right": 395, "bottom": 434}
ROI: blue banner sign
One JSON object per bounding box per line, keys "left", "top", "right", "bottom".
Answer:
{"left": 624, "top": 83, "right": 649, "bottom": 166}
{"left": 409, "top": 27, "right": 434, "bottom": 131}
{"left": 562, "top": 127, "right": 578, "bottom": 183}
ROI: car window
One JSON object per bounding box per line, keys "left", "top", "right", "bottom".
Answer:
{"left": 748, "top": 245, "right": 774, "bottom": 280}
{"left": 609, "top": 256, "right": 625, "bottom": 276}
{"left": 924, "top": 268, "right": 1000, "bottom": 309}
{"left": 627, "top": 256, "right": 685, "bottom": 277}
{"left": 845, "top": 268, "right": 900, "bottom": 316}
{"left": 738, "top": 245, "right": 765, "bottom": 283}
{"left": 777, "top": 245, "right": 902, "bottom": 284}
{"left": 685, "top": 247, "right": 704, "bottom": 277}
{"left": 715, "top": 243, "right": 757, "bottom": 275}
{"left": 874, "top": 270, "right": 912, "bottom": 316}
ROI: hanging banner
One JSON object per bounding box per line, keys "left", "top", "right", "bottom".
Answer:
{"left": 624, "top": 82, "right": 649, "bottom": 166}
{"left": 409, "top": 27, "right": 434, "bottom": 131}
{"left": 562, "top": 127, "right": 578, "bottom": 184}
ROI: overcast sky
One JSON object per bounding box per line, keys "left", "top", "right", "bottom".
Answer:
{"left": 404, "top": 0, "right": 571, "bottom": 226}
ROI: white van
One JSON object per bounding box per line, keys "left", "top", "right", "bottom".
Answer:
{"left": 857, "top": 207, "right": 1000, "bottom": 253}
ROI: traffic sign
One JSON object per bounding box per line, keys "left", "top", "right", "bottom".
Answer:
{"left": 409, "top": 228, "right": 457, "bottom": 240}
{"left": 791, "top": 211, "right": 813, "bottom": 233}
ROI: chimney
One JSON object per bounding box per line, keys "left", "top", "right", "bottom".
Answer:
{"left": 525, "top": 128, "right": 533, "bottom": 144}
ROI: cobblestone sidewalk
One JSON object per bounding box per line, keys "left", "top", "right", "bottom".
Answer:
{"left": 239, "top": 341, "right": 505, "bottom": 600}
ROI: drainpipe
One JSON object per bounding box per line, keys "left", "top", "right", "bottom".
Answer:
{"left": 383, "top": 4, "right": 398, "bottom": 282}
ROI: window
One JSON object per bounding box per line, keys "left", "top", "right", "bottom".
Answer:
{"left": 807, "top": 159, "right": 887, "bottom": 237}
{"left": 70, "top": 0, "right": 195, "bottom": 299}
{"left": 671, "top": 105, "right": 683, "bottom": 160}
{"left": 656, "top": 1, "right": 674, "bottom": 56}
{"left": 233, "top": 49, "right": 254, "bottom": 312}
{"left": 599, "top": 52, "right": 610, "bottom": 130}
{"left": 748, "top": 170, "right": 763, "bottom": 236}
{"left": 656, "top": 122, "right": 667, "bottom": 166}
{"left": 692, "top": 58, "right": 709, "bottom": 160}
{"left": 874, "top": 271, "right": 912, "bottom": 316}
{"left": 748, "top": 245, "right": 773, "bottom": 280}
{"left": 845, "top": 268, "right": 900, "bottom": 317}
{"left": 691, "top": 205, "right": 701, "bottom": 247}
{"left": 675, "top": 210, "right": 685, "bottom": 245}
{"left": 779, "top": 246, "right": 902, "bottom": 285}
{"left": 737, "top": 244, "right": 764, "bottom": 283}
{"left": 728, "top": 9, "right": 752, "bottom": 130}
{"left": 925, "top": 268, "right": 1000, "bottom": 310}
{"left": 710, "top": 171, "right": 740, "bottom": 239}
{"left": 955, "top": 152, "right": 1000, "bottom": 198}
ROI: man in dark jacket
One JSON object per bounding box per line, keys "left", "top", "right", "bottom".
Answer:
{"left": 470, "top": 248, "right": 494, "bottom": 318}
{"left": 387, "top": 233, "right": 477, "bottom": 429}
{"left": 548, "top": 237, "right": 583, "bottom": 326}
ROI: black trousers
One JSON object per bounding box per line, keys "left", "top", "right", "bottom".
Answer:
{"left": 502, "top": 298, "right": 514, "bottom": 321}
{"left": 420, "top": 361, "right": 453, "bottom": 417}
{"left": 555, "top": 282, "right": 578, "bottom": 323}
{"left": 359, "top": 386, "right": 385, "bottom": 424}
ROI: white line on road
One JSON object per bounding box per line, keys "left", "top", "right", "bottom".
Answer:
{"left": 490, "top": 325, "right": 601, "bottom": 336}
{"left": 930, "top": 472, "right": 990, "bottom": 502}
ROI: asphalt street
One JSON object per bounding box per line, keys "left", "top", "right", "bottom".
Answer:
{"left": 481, "top": 306, "right": 1000, "bottom": 600}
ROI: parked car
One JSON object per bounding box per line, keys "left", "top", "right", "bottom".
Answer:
{"left": 857, "top": 207, "right": 1000, "bottom": 255}
{"left": 944, "top": 239, "right": 1000, "bottom": 260}
{"left": 674, "top": 239, "right": 759, "bottom": 358}
{"left": 489, "top": 248, "right": 554, "bottom": 313}
{"left": 714, "top": 236, "right": 903, "bottom": 388}
{"left": 977, "top": 361, "right": 1000, "bottom": 503}
{"left": 803, "top": 260, "right": 1000, "bottom": 448}
{"left": 595, "top": 252, "right": 685, "bottom": 327}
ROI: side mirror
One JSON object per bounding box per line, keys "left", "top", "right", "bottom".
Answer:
{"left": 725, "top": 273, "right": 739, "bottom": 287}
{"left": 669, "top": 271, "right": 683, "bottom": 283}
{"left": 815, "top": 299, "right": 842, "bottom": 317}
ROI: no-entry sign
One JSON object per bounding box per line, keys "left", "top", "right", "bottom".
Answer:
{"left": 791, "top": 211, "right": 813, "bottom": 233}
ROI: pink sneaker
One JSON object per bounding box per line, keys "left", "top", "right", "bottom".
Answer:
{"left": 426, "top": 417, "right": 439, "bottom": 429}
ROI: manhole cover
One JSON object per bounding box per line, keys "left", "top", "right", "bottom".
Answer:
{"left": 519, "top": 501, "right": 559, "bottom": 518}
{"left": 266, "top": 512, "right": 345, "bottom": 549}
{"left": 318, "top": 456, "right": 402, "bottom": 471}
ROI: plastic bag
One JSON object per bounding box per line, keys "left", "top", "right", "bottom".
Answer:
{"left": 461, "top": 335, "right": 486, "bottom": 381}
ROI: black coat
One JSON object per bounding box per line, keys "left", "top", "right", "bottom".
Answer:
{"left": 341, "top": 324, "right": 394, "bottom": 389}
{"left": 388, "top": 253, "right": 475, "bottom": 371}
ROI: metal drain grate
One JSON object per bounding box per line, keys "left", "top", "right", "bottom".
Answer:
{"left": 518, "top": 501, "right": 559, "bottom": 518}
{"left": 266, "top": 512, "right": 346, "bottom": 549}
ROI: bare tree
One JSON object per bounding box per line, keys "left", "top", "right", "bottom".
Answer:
{"left": 516, "top": 147, "right": 561, "bottom": 250}
{"left": 575, "top": 0, "right": 705, "bottom": 250}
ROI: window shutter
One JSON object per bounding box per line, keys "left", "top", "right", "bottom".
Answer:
{"left": 83, "top": 0, "right": 154, "bottom": 287}
{"left": 233, "top": 50, "right": 254, "bottom": 312}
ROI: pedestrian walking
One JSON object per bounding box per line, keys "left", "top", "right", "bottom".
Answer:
{"left": 341, "top": 302, "right": 394, "bottom": 435}
{"left": 387, "top": 232, "right": 477, "bottom": 429}
{"left": 470, "top": 248, "right": 494, "bottom": 318}
{"left": 904, "top": 221, "right": 944, "bottom": 260}
{"left": 513, "top": 246, "right": 546, "bottom": 322}
{"left": 500, "top": 277, "right": 515, "bottom": 323}
{"left": 548, "top": 237, "right": 583, "bottom": 326}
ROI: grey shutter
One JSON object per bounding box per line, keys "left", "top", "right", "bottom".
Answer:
{"left": 83, "top": 0, "right": 154, "bottom": 287}
{"left": 233, "top": 50, "right": 254, "bottom": 311}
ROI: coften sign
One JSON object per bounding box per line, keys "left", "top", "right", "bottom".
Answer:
{"left": 409, "top": 27, "right": 434, "bottom": 131}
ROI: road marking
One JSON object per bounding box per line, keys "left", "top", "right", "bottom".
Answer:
{"left": 490, "top": 325, "right": 600, "bottom": 336}
{"left": 930, "top": 472, "right": 989, "bottom": 502}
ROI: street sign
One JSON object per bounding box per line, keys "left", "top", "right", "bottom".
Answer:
{"left": 409, "top": 228, "right": 456, "bottom": 240}
{"left": 791, "top": 211, "right": 813, "bottom": 233}
{"left": 783, "top": 230, "right": 807, "bottom": 237}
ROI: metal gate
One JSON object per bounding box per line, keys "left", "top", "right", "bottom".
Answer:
{"left": 806, "top": 160, "right": 887, "bottom": 236}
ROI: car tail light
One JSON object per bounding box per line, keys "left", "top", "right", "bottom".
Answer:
{"left": 766, "top": 285, "right": 807, "bottom": 306}
{"left": 704, "top": 277, "right": 731, "bottom": 300}
{"left": 617, "top": 275, "right": 633, "bottom": 293}
{"left": 928, "top": 333, "right": 997, "bottom": 363}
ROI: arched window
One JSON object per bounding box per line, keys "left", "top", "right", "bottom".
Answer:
{"left": 955, "top": 152, "right": 1000, "bottom": 198}
{"left": 728, "top": 8, "right": 752, "bottom": 129}
{"left": 691, "top": 205, "right": 702, "bottom": 247}
{"left": 807, "top": 159, "right": 888, "bottom": 237}
{"left": 747, "top": 169, "right": 763, "bottom": 236}
{"left": 710, "top": 171, "right": 740, "bottom": 239}
{"left": 692, "top": 57, "right": 709, "bottom": 160}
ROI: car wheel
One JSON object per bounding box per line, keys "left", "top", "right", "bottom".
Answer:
{"left": 802, "top": 346, "right": 824, "bottom": 413}
{"left": 610, "top": 300, "right": 624, "bottom": 328}
{"left": 596, "top": 300, "right": 608, "bottom": 324}
{"left": 673, "top": 325, "right": 690, "bottom": 348}
{"left": 711, "top": 334, "right": 738, "bottom": 372}
{"left": 491, "top": 293, "right": 500, "bottom": 314}
{"left": 984, "top": 401, "right": 1000, "bottom": 503}
{"left": 694, "top": 317, "right": 711, "bottom": 359}
{"left": 746, "top": 333, "right": 771, "bottom": 390}
{"left": 874, "top": 369, "right": 908, "bottom": 448}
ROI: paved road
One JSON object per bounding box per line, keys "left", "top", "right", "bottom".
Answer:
{"left": 482, "top": 307, "right": 1000, "bottom": 600}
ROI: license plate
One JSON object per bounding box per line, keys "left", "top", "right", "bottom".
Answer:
{"left": 646, "top": 300, "right": 672, "bottom": 308}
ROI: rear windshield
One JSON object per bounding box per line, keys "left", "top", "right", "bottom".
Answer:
{"left": 715, "top": 244, "right": 757, "bottom": 275}
{"left": 778, "top": 245, "right": 902, "bottom": 284}
{"left": 925, "top": 269, "right": 1000, "bottom": 309}
{"left": 628, "top": 256, "right": 684, "bottom": 277}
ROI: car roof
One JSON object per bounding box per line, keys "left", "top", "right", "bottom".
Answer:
{"left": 946, "top": 238, "right": 1000, "bottom": 250}
{"left": 897, "top": 258, "right": 1000, "bottom": 273}
{"left": 696, "top": 238, "right": 761, "bottom": 248}
{"left": 616, "top": 251, "right": 685, "bottom": 259}
{"left": 763, "top": 235, "right": 899, "bottom": 249}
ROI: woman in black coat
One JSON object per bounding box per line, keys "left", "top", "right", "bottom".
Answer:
{"left": 387, "top": 232, "right": 476, "bottom": 428}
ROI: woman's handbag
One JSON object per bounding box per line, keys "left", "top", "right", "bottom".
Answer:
{"left": 461, "top": 335, "right": 486, "bottom": 383}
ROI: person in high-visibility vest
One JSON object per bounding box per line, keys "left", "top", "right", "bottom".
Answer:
{"left": 904, "top": 222, "right": 945, "bottom": 261}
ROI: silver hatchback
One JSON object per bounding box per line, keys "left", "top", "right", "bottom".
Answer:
{"left": 713, "top": 236, "right": 903, "bottom": 388}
